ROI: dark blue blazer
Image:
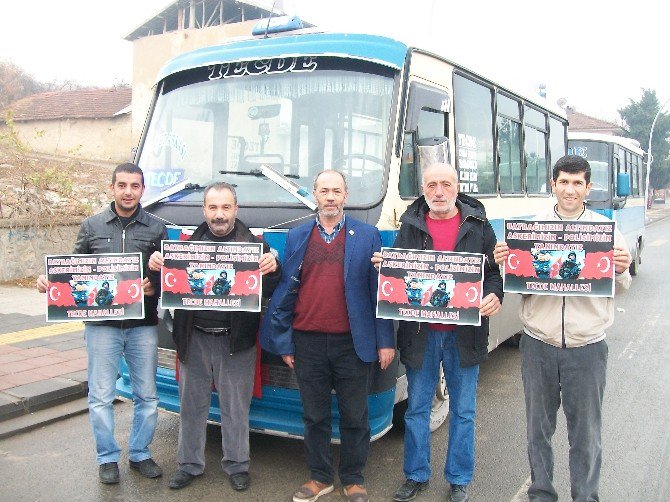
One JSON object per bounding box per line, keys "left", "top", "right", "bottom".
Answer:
{"left": 260, "top": 216, "right": 395, "bottom": 363}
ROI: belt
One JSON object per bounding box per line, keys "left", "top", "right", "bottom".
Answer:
{"left": 194, "top": 325, "right": 231, "bottom": 336}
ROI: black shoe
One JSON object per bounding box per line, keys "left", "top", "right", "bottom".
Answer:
{"left": 99, "top": 462, "right": 120, "bottom": 484}
{"left": 129, "top": 458, "right": 163, "bottom": 478}
{"left": 229, "top": 471, "right": 250, "bottom": 491}
{"left": 169, "top": 469, "right": 200, "bottom": 489}
{"left": 449, "top": 484, "right": 469, "bottom": 502}
{"left": 393, "top": 479, "right": 429, "bottom": 501}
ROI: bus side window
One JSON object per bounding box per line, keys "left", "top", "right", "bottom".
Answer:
{"left": 497, "top": 93, "right": 522, "bottom": 194}
{"left": 453, "top": 73, "right": 495, "bottom": 194}
{"left": 523, "top": 106, "right": 549, "bottom": 194}
{"left": 400, "top": 132, "right": 418, "bottom": 197}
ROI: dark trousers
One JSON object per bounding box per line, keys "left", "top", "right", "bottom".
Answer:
{"left": 293, "top": 330, "right": 372, "bottom": 486}
{"left": 520, "top": 334, "right": 607, "bottom": 502}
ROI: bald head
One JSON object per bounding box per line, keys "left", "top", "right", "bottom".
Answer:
{"left": 422, "top": 162, "right": 459, "bottom": 219}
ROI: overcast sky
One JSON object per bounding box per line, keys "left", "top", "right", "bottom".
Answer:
{"left": 1, "top": 0, "right": 667, "bottom": 122}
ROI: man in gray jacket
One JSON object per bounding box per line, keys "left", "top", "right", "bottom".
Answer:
{"left": 38, "top": 163, "right": 167, "bottom": 484}
{"left": 494, "top": 155, "right": 632, "bottom": 502}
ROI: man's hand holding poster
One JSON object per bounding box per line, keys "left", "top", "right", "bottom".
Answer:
{"left": 160, "top": 240, "right": 262, "bottom": 311}
{"left": 502, "top": 219, "right": 615, "bottom": 297}
{"left": 45, "top": 253, "right": 144, "bottom": 322}
{"left": 376, "top": 247, "right": 485, "bottom": 326}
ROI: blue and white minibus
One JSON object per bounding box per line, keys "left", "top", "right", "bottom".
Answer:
{"left": 568, "top": 132, "right": 645, "bottom": 274}
{"left": 117, "top": 18, "right": 568, "bottom": 440}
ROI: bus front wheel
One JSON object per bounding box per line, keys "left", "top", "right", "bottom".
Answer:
{"left": 630, "top": 241, "right": 641, "bottom": 276}
{"left": 392, "top": 367, "right": 449, "bottom": 432}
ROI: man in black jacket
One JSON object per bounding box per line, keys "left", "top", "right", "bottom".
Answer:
{"left": 148, "top": 182, "right": 280, "bottom": 492}
{"left": 37, "top": 163, "right": 168, "bottom": 484}
{"left": 375, "top": 163, "right": 502, "bottom": 502}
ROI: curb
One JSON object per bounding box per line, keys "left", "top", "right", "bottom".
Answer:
{"left": 0, "top": 396, "right": 90, "bottom": 440}
{"left": 0, "top": 375, "right": 88, "bottom": 422}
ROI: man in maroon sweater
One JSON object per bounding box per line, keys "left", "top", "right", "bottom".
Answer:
{"left": 261, "top": 170, "right": 395, "bottom": 502}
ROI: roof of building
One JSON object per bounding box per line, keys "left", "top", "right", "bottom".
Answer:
{"left": 566, "top": 108, "right": 626, "bottom": 134}
{"left": 6, "top": 87, "right": 131, "bottom": 121}
{"left": 125, "top": 0, "right": 305, "bottom": 41}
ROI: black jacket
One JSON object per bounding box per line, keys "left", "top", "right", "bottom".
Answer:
{"left": 394, "top": 194, "right": 503, "bottom": 369}
{"left": 73, "top": 203, "right": 168, "bottom": 328}
{"left": 172, "top": 220, "right": 281, "bottom": 362}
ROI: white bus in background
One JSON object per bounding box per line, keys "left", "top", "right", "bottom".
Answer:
{"left": 568, "top": 132, "right": 645, "bottom": 274}
{"left": 121, "top": 19, "right": 569, "bottom": 439}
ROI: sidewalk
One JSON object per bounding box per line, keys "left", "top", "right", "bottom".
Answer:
{"left": 0, "top": 286, "right": 88, "bottom": 435}
{"left": 0, "top": 202, "right": 668, "bottom": 437}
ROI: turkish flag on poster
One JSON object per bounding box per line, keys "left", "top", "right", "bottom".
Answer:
{"left": 114, "top": 279, "right": 143, "bottom": 305}
{"left": 161, "top": 268, "right": 192, "bottom": 294}
{"left": 47, "top": 282, "right": 76, "bottom": 307}
{"left": 580, "top": 251, "right": 614, "bottom": 280}
{"left": 449, "top": 282, "right": 482, "bottom": 309}
{"left": 550, "top": 258, "right": 563, "bottom": 279}
{"left": 203, "top": 275, "right": 214, "bottom": 295}
{"left": 377, "top": 276, "right": 409, "bottom": 305}
{"left": 87, "top": 287, "right": 98, "bottom": 306}
{"left": 504, "top": 249, "right": 537, "bottom": 278}
{"left": 421, "top": 285, "right": 434, "bottom": 306}
{"left": 230, "top": 270, "right": 261, "bottom": 296}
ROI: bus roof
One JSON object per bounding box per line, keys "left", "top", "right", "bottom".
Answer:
{"left": 568, "top": 132, "right": 645, "bottom": 156}
{"left": 156, "top": 32, "right": 408, "bottom": 82}
{"left": 154, "top": 30, "right": 566, "bottom": 120}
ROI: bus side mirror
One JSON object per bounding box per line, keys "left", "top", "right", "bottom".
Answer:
{"left": 616, "top": 172, "right": 631, "bottom": 197}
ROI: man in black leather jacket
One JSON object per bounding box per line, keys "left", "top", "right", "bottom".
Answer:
{"left": 37, "top": 163, "right": 167, "bottom": 484}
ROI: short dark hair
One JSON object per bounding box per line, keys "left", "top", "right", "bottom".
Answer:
{"left": 204, "top": 182, "right": 238, "bottom": 205}
{"left": 112, "top": 163, "right": 145, "bottom": 185}
{"left": 568, "top": 252, "right": 577, "bottom": 260}
{"left": 552, "top": 155, "right": 591, "bottom": 184}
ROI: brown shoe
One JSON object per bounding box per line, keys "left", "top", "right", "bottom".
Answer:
{"left": 343, "top": 484, "right": 369, "bottom": 502}
{"left": 293, "top": 480, "right": 335, "bottom": 502}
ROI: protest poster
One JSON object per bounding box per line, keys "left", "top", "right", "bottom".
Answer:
{"left": 376, "top": 247, "right": 485, "bottom": 326}
{"left": 502, "top": 219, "right": 616, "bottom": 297}
{"left": 45, "top": 253, "right": 144, "bottom": 322}
{"left": 160, "top": 240, "right": 262, "bottom": 311}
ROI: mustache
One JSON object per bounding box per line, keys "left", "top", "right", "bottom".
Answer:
{"left": 210, "top": 218, "right": 229, "bottom": 224}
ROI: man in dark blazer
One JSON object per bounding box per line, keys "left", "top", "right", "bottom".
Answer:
{"left": 261, "top": 169, "right": 395, "bottom": 502}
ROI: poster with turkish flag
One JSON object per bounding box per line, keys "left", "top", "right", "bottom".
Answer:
{"left": 44, "top": 253, "right": 144, "bottom": 322}
{"left": 376, "top": 247, "right": 485, "bottom": 326}
{"left": 503, "top": 219, "right": 615, "bottom": 297}
{"left": 160, "top": 240, "right": 262, "bottom": 312}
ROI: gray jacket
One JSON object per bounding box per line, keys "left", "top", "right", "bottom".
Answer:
{"left": 74, "top": 203, "right": 168, "bottom": 327}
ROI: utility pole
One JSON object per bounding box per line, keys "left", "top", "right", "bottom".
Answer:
{"left": 644, "top": 96, "right": 670, "bottom": 221}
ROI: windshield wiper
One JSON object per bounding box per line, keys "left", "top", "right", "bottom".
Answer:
{"left": 219, "top": 168, "right": 300, "bottom": 179}
{"left": 142, "top": 179, "right": 201, "bottom": 209}
{"left": 259, "top": 164, "right": 316, "bottom": 211}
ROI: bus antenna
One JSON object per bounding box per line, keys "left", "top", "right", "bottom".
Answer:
{"left": 263, "top": 0, "right": 280, "bottom": 38}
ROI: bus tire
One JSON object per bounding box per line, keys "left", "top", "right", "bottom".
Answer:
{"left": 630, "top": 241, "right": 641, "bottom": 276}
{"left": 392, "top": 367, "right": 449, "bottom": 432}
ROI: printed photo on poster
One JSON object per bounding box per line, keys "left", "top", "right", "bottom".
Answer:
{"left": 502, "top": 219, "right": 616, "bottom": 297}
{"left": 376, "top": 247, "right": 485, "bottom": 326}
{"left": 160, "top": 240, "right": 262, "bottom": 311}
{"left": 45, "top": 253, "right": 144, "bottom": 322}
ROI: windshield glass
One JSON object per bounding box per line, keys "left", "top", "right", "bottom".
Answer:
{"left": 138, "top": 56, "right": 395, "bottom": 206}
{"left": 567, "top": 140, "right": 609, "bottom": 192}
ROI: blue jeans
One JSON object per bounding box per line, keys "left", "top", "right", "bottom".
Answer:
{"left": 85, "top": 324, "right": 159, "bottom": 464}
{"left": 404, "top": 329, "right": 479, "bottom": 485}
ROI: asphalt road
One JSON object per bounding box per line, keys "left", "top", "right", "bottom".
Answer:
{"left": 1, "top": 218, "right": 668, "bottom": 502}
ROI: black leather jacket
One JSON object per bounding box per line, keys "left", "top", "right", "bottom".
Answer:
{"left": 172, "top": 220, "right": 281, "bottom": 362}
{"left": 394, "top": 194, "right": 503, "bottom": 369}
{"left": 73, "top": 203, "right": 168, "bottom": 327}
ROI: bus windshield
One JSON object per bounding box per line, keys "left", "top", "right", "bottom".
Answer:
{"left": 138, "top": 57, "right": 395, "bottom": 206}
{"left": 568, "top": 140, "right": 609, "bottom": 192}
